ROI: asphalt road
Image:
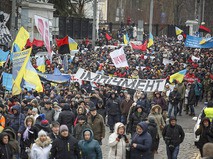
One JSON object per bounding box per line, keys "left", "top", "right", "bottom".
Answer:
{"left": 101, "top": 102, "right": 204, "bottom": 159}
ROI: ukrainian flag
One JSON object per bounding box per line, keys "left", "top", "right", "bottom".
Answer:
{"left": 23, "top": 58, "right": 43, "bottom": 92}
{"left": 199, "top": 37, "right": 212, "bottom": 45}
{"left": 68, "top": 37, "right": 78, "bottom": 50}
{"left": 169, "top": 69, "right": 187, "bottom": 83}
{"left": 36, "top": 56, "right": 46, "bottom": 73}
{"left": 147, "top": 32, "right": 154, "bottom": 48}
{"left": 123, "top": 33, "right": 129, "bottom": 45}
{"left": 13, "top": 27, "right": 29, "bottom": 52}
{"left": 175, "top": 27, "right": 183, "bottom": 35}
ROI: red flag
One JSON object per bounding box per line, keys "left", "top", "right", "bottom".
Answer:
{"left": 26, "top": 39, "right": 32, "bottom": 48}
{"left": 32, "top": 39, "right": 44, "bottom": 47}
{"left": 131, "top": 41, "right": 147, "bottom": 51}
{"left": 56, "top": 36, "right": 69, "bottom": 47}
{"left": 56, "top": 36, "right": 70, "bottom": 54}
{"left": 199, "top": 25, "right": 211, "bottom": 33}
{"left": 105, "top": 33, "right": 112, "bottom": 41}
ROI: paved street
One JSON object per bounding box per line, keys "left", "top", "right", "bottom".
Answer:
{"left": 101, "top": 102, "right": 204, "bottom": 159}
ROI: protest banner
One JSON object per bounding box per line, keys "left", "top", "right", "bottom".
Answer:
{"left": 75, "top": 68, "right": 166, "bottom": 92}
{"left": 110, "top": 47, "right": 129, "bottom": 68}
{"left": 34, "top": 15, "right": 51, "bottom": 54}
{"left": 185, "top": 35, "right": 213, "bottom": 48}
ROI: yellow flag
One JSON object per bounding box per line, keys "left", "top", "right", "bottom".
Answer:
{"left": 147, "top": 32, "right": 154, "bottom": 48}
{"left": 12, "top": 48, "right": 31, "bottom": 95}
{"left": 14, "top": 27, "right": 29, "bottom": 51}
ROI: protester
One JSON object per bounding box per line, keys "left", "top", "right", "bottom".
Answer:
{"left": 195, "top": 117, "right": 213, "bottom": 157}
{"left": 40, "top": 100, "right": 55, "bottom": 123}
{"left": 0, "top": 132, "right": 13, "bottom": 159}
{"left": 162, "top": 116, "right": 185, "bottom": 159}
{"left": 168, "top": 87, "right": 181, "bottom": 118}
{"left": 50, "top": 125, "right": 80, "bottom": 159}
{"left": 30, "top": 130, "right": 52, "bottom": 159}
{"left": 108, "top": 122, "right": 129, "bottom": 159}
{"left": 78, "top": 129, "right": 102, "bottom": 159}
{"left": 130, "top": 121, "right": 152, "bottom": 159}
{"left": 48, "top": 121, "right": 60, "bottom": 141}
{"left": 87, "top": 107, "right": 105, "bottom": 145}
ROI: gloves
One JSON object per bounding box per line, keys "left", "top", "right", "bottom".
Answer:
{"left": 123, "top": 135, "right": 129, "bottom": 143}
{"left": 118, "top": 134, "right": 122, "bottom": 139}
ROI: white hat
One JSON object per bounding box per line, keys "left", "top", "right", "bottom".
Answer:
{"left": 38, "top": 130, "right": 47, "bottom": 137}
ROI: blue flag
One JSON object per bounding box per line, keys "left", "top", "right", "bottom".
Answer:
{"left": 2, "top": 72, "right": 12, "bottom": 91}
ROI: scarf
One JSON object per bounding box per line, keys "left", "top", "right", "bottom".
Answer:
{"left": 23, "top": 126, "right": 31, "bottom": 141}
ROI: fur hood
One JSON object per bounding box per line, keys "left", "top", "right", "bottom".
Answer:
{"left": 35, "top": 136, "right": 52, "bottom": 147}
{"left": 150, "top": 104, "right": 162, "bottom": 114}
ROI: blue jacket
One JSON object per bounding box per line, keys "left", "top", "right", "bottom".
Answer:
{"left": 78, "top": 129, "right": 102, "bottom": 159}
{"left": 9, "top": 105, "right": 25, "bottom": 133}
{"left": 130, "top": 122, "right": 152, "bottom": 159}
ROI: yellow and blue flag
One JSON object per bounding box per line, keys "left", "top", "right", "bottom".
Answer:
{"left": 147, "top": 32, "right": 154, "bottom": 48}
{"left": 199, "top": 37, "right": 212, "bottom": 45}
{"left": 123, "top": 33, "right": 129, "bottom": 45}
{"left": 23, "top": 58, "right": 43, "bottom": 93}
{"left": 0, "top": 50, "right": 9, "bottom": 66}
{"left": 169, "top": 69, "right": 187, "bottom": 83}
{"left": 175, "top": 27, "right": 183, "bottom": 35}
{"left": 36, "top": 56, "right": 46, "bottom": 73}
{"left": 13, "top": 27, "right": 29, "bottom": 52}
{"left": 68, "top": 37, "right": 78, "bottom": 50}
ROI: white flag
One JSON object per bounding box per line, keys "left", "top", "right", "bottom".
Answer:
{"left": 110, "top": 47, "right": 129, "bottom": 68}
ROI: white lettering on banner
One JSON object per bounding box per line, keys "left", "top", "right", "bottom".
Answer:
{"left": 34, "top": 15, "right": 51, "bottom": 54}
{"left": 75, "top": 68, "right": 166, "bottom": 92}
{"left": 110, "top": 47, "right": 129, "bottom": 68}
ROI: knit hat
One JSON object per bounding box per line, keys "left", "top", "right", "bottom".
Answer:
{"left": 41, "top": 120, "right": 49, "bottom": 126}
{"left": 60, "top": 125, "right": 68, "bottom": 133}
{"left": 38, "top": 130, "right": 47, "bottom": 137}
{"left": 32, "top": 108, "right": 38, "bottom": 113}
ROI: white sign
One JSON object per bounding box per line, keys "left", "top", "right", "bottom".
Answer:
{"left": 110, "top": 48, "right": 129, "bottom": 68}
{"left": 191, "top": 55, "right": 200, "bottom": 62}
{"left": 75, "top": 68, "right": 166, "bottom": 92}
{"left": 34, "top": 15, "right": 51, "bottom": 54}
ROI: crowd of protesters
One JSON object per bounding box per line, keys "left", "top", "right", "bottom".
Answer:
{"left": 0, "top": 23, "right": 213, "bottom": 159}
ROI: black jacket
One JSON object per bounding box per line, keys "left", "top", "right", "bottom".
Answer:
{"left": 48, "top": 132, "right": 59, "bottom": 141}
{"left": 162, "top": 123, "right": 185, "bottom": 147}
{"left": 58, "top": 104, "right": 75, "bottom": 129}
{"left": 50, "top": 134, "right": 80, "bottom": 159}
{"left": 106, "top": 97, "right": 121, "bottom": 115}
{"left": 195, "top": 117, "right": 213, "bottom": 149}
{"left": 0, "top": 132, "right": 13, "bottom": 159}
{"left": 147, "top": 122, "right": 160, "bottom": 151}
{"left": 169, "top": 91, "right": 181, "bottom": 105}
{"left": 188, "top": 86, "right": 196, "bottom": 105}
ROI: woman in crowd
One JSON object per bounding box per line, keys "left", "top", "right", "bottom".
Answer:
{"left": 108, "top": 122, "right": 129, "bottom": 159}
{"left": 0, "top": 132, "right": 13, "bottom": 159}
{"left": 30, "top": 130, "right": 52, "bottom": 159}
{"left": 78, "top": 129, "right": 102, "bottom": 159}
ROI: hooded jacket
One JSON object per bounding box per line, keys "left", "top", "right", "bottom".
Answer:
{"left": 130, "top": 122, "right": 152, "bottom": 159}
{"left": 9, "top": 105, "right": 25, "bottom": 133}
{"left": 106, "top": 94, "right": 121, "bottom": 115}
{"left": 108, "top": 122, "right": 129, "bottom": 159}
{"left": 195, "top": 117, "right": 213, "bottom": 149}
{"left": 0, "top": 132, "right": 13, "bottom": 159}
{"left": 78, "top": 129, "right": 102, "bottom": 159}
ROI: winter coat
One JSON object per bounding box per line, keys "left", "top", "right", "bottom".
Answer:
{"left": 78, "top": 129, "right": 102, "bottom": 159}
{"left": 97, "top": 107, "right": 106, "bottom": 122}
{"left": 30, "top": 136, "right": 52, "bottom": 159}
{"left": 120, "top": 99, "right": 134, "bottom": 115}
{"left": 58, "top": 104, "right": 75, "bottom": 131}
{"left": 147, "top": 122, "right": 159, "bottom": 151}
{"left": 0, "top": 132, "right": 13, "bottom": 159}
{"left": 176, "top": 83, "right": 186, "bottom": 99}
{"left": 148, "top": 105, "right": 165, "bottom": 138}
{"left": 73, "top": 123, "right": 91, "bottom": 140}
{"left": 187, "top": 86, "right": 196, "bottom": 105}
{"left": 88, "top": 113, "right": 105, "bottom": 141}
{"left": 50, "top": 134, "right": 80, "bottom": 159}
{"left": 128, "top": 106, "right": 147, "bottom": 134}
{"left": 2, "top": 127, "right": 20, "bottom": 154}
{"left": 130, "top": 122, "right": 152, "bottom": 159}
{"left": 195, "top": 117, "right": 213, "bottom": 149}
{"left": 108, "top": 122, "right": 129, "bottom": 159}
{"left": 136, "top": 97, "right": 150, "bottom": 114}
{"left": 169, "top": 90, "right": 181, "bottom": 105}
{"left": 40, "top": 107, "right": 55, "bottom": 123}
{"left": 106, "top": 97, "right": 121, "bottom": 115}
{"left": 152, "top": 96, "right": 167, "bottom": 111}
{"left": 9, "top": 105, "right": 25, "bottom": 133}
{"left": 162, "top": 119, "right": 185, "bottom": 147}
{"left": 20, "top": 116, "right": 38, "bottom": 158}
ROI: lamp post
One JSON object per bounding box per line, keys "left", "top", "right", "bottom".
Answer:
{"left": 92, "top": 0, "right": 98, "bottom": 47}
{"left": 149, "top": 0, "right": 154, "bottom": 34}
